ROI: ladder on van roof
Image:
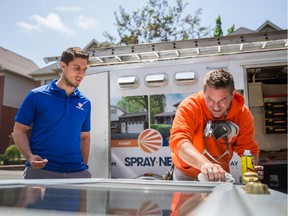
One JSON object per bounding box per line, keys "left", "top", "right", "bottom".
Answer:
{"left": 44, "top": 30, "right": 288, "bottom": 67}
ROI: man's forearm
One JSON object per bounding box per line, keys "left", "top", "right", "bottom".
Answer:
{"left": 13, "top": 124, "right": 33, "bottom": 161}
{"left": 81, "top": 143, "right": 90, "bottom": 165}
{"left": 80, "top": 132, "right": 90, "bottom": 165}
{"left": 178, "top": 141, "right": 212, "bottom": 170}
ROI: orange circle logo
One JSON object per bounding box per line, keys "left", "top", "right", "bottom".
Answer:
{"left": 138, "top": 129, "right": 163, "bottom": 153}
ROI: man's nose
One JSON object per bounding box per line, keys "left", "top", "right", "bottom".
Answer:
{"left": 78, "top": 69, "right": 86, "bottom": 75}
{"left": 212, "top": 101, "right": 222, "bottom": 109}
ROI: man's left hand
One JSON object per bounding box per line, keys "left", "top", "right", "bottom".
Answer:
{"left": 254, "top": 165, "right": 264, "bottom": 180}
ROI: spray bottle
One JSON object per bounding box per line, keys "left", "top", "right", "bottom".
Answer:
{"left": 241, "top": 150, "right": 255, "bottom": 184}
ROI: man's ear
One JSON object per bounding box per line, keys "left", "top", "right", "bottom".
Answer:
{"left": 232, "top": 88, "right": 236, "bottom": 97}
{"left": 59, "top": 61, "right": 66, "bottom": 71}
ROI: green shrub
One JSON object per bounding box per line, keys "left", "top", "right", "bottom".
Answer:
{"left": 151, "top": 124, "right": 171, "bottom": 139}
{"left": 0, "top": 154, "right": 5, "bottom": 165}
{"left": 4, "top": 144, "right": 21, "bottom": 162}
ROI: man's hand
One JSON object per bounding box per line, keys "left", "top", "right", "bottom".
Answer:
{"left": 28, "top": 155, "right": 48, "bottom": 169}
{"left": 200, "top": 163, "right": 226, "bottom": 182}
{"left": 254, "top": 165, "right": 264, "bottom": 180}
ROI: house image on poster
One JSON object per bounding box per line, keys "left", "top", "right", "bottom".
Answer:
{"left": 110, "top": 105, "right": 126, "bottom": 133}
{"left": 154, "top": 112, "right": 175, "bottom": 125}
{"left": 154, "top": 101, "right": 181, "bottom": 125}
{"left": 110, "top": 105, "right": 148, "bottom": 134}
{"left": 119, "top": 112, "right": 148, "bottom": 134}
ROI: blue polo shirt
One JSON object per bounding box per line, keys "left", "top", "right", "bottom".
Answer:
{"left": 14, "top": 80, "right": 91, "bottom": 172}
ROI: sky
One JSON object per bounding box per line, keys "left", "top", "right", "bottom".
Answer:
{"left": 1, "top": 0, "right": 287, "bottom": 68}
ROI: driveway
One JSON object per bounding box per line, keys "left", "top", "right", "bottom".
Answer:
{"left": 0, "top": 170, "right": 23, "bottom": 179}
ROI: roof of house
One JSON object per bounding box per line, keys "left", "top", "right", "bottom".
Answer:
{"left": 84, "top": 39, "right": 113, "bottom": 50}
{"left": 154, "top": 112, "right": 175, "bottom": 117}
{"left": 29, "top": 62, "right": 59, "bottom": 76}
{"left": 119, "top": 112, "right": 147, "bottom": 119}
{"left": 110, "top": 105, "right": 127, "bottom": 114}
{"left": 256, "top": 20, "right": 282, "bottom": 32}
{"left": 0, "top": 47, "right": 39, "bottom": 78}
{"left": 229, "top": 20, "right": 282, "bottom": 35}
{"left": 83, "top": 39, "right": 99, "bottom": 50}
{"left": 228, "top": 27, "right": 255, "bottom": 35}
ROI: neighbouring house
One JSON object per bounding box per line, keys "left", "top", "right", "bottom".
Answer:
{"left": 154, "top": 101, "right": 181, "bottom": 126}
{"left": 110, "top": 105, "right": 126, "bottom": 133}
{"left": 30, "top": 63, "right": 60, "bottom": 86}
{"left": 118, "top": 112, "right": 148, "bottom": 134}
{"left": 228, "top": 20, "right": 282, "bottom": 35}
{"left": 154, "top": 112, "right": 175, "bottom": 125}
{"left": 0, "top": 47, "right": 39, "bottom": 153}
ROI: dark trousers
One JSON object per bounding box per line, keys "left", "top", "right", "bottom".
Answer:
{"left": 23, "top": 166, "right": 91, "bottom": 179}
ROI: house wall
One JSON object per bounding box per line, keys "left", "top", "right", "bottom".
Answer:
{"left": 35, "top": 80, "right": 41, "bottom": 87}
{"left": 0, "top": 76, "right": 5, "bottom": 153}
{"left": 0, "top": 105, "right": 18, "bottom": 153}
{"left": 4, "top": 73, "right": 35, "bottom": 108}
{"left": 0, "top": 73, "right": 35, "bottom": 153}
{"left": 260, "top": 26, "right": 279, "bottom": 32}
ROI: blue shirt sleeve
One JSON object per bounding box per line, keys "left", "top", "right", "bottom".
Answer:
{"left": 14, "top": 91, "right": 36, "bottom": 126}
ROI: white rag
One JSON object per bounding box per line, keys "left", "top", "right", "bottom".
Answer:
{"left": 198, "top": 172, "right": 235, "bottom": 183}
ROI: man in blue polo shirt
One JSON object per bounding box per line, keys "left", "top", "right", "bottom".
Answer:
{"left": 13, "top": 47, "right": 91, "bottom": 179}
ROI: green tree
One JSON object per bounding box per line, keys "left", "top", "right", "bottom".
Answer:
{"left": 117, "top": 96, "right": 148, "bottom": 113}
{"left": 117, "top": 94, "right": 166, "bottom": 124}
{"left": 227, "top": 24, "right": 235, "bottom": 34}
{"left": 214, "top": 15, "right": 235, "bottom": 36}
{"left": 104, "top": 0, "right": 212, "bottom": 45}
{"left": 150, "top": 95, "right": 166, "bottom": 123}
{"left": 214, "top": 15, "right": 223, "bottom": 37}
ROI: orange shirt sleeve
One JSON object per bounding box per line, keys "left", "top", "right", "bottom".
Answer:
{"left": 169, "top": 97, "right": 200, "bottom": 155}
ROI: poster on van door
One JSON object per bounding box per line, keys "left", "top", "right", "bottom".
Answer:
{"left": 110, "top": 92, "right": 241, "bottom": 182}
{"left": 110, "top": 93, "right": 190, "bottom": 179}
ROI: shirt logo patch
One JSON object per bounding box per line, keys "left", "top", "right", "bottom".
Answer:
{"left": 76, "top": 101, "right": 88, "bottom": 110}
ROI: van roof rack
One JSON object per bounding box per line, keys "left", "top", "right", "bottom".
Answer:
{"left": 43, "top": 30, "right": 288, "bottom": 66}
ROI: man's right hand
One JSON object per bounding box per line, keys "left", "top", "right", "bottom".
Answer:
{"left": 29, "top": 155, "right": 48, "bottom": 169}
{"left": 200, "top": 163, "right": 226, "bottom": 182}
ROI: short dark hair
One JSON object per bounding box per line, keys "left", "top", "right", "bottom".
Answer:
{"left": 203, "top": 69, "right": 235, "bottom": 95}
{"left": 60, "top": 47, "right": 89, "bottom": 65}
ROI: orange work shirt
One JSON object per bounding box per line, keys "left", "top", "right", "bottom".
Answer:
{"left": 169, "top": 91, "right": 259, "bottom": 178}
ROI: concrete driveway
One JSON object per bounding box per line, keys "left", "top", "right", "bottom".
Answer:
{"left": 0, "top": 170, "right": 23, "bottom": 179}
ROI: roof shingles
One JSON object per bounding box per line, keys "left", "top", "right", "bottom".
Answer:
{"left": 0, "top": 47, "right": 39, "bottom": 78}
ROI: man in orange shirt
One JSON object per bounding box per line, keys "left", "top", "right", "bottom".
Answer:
{"left": 169, "top": 69, "right": 264, "bottom": 181}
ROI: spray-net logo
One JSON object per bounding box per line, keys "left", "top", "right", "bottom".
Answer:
{"left": 138, "top": 129, "right": 163, "bottom": 153}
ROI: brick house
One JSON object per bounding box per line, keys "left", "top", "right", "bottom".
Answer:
{"left": 0, "top": 47, "right": 39, "bottom": 153}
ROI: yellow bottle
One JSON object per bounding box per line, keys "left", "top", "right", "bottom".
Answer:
{"left": 241, "top": 150, "right": 255, "bottom": 184}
